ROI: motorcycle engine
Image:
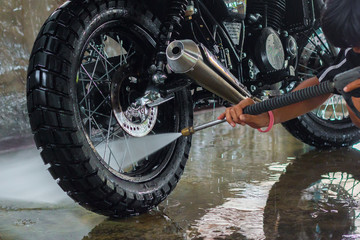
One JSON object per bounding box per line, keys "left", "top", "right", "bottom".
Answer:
{"left": 243, "top": 0, "right": 298, "bottom": 84}
{"left": 247, "top": 0, "right": 286, "bottom": 31}
{"left": 255, "top": 28, "right": 285, "bottom": 72}
{"left": 220, "top": 0, "right": 298, "bottom": 87}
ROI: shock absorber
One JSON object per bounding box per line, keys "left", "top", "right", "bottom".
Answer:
{"left": 152, "top": 0, "right": 189, "bottom": 84}
{"left": 167, "top": 0, "right": 189, "bottom": 33}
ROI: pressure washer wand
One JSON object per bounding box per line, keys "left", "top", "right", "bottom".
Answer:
{"left": 181, "top": 119, "right": 227, "bottom": 136}
{"left": 181, "top": 67, "right": 360, "bottom": 136}
{"left": 180, "top": 80, "right": 336, "bottom": 137}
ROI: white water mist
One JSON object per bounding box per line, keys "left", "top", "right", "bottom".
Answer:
{"left": 96, "top": 133, "right": 182, "bottom": 170}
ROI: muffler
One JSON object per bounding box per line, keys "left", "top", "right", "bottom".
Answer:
{"left": 166, "top": 40, "right": 252, "bottom": 104}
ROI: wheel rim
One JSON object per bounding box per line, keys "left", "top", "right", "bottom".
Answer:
{"left": 298, "top": 28, "right": 349, "bottom": 121}
{"left": 75, "top": 23, "right": 179, "bottom": 182}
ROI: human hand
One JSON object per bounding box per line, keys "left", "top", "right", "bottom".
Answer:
{"left": 343, "top": 79, "right": 360, "bottom": 93}
{"left": 343, "top": 78, "right": 360, "bottom": 122}
{"left": 217, "top": 98, "right": 270, "bottom": 129}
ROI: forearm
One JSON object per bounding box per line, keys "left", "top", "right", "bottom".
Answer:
{"left": 272, "top": 77, "right": 331, "bottom": 124}
{"left": 219, "top": 77, "right": 332, "bottom": 129}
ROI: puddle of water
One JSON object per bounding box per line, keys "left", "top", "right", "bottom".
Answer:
{"left": 2, "top": 108, "right": 360, "bottom": 240}
{"left": 0, "top": 108, "right": 306, "bottom": 240}
{"left": 0, "top": 199, "right": 104, "bottom": 240}
{"left": 83, "top": 211, "right": 185, "bottom": 240}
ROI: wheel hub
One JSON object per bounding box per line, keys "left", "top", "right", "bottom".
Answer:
{"left": 111, "top": 73, "right": 158, "bottom": 137}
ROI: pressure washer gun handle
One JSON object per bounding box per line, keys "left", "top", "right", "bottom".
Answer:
{"left": 333, "top": 66, "right": 360, "bottom": 118}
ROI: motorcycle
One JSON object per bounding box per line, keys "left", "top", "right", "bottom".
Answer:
{"left": 26, "top": 0, "right": 360, "bottom": 217}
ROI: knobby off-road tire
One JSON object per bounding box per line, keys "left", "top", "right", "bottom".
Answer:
{"left": 282, "top": 114, "right": 360, "bottom": 148}
{"left": 282, "top": 27, "right": 360, "bottom": 148}
{"left": 27, "top": 0, "right": 193, "bottom": 217}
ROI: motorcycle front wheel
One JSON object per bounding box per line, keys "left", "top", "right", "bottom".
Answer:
{"left": 27, "top": 0, "right": 193, "bottom": 217}
{"left": 282, "top": 26, "right": 360, "bottom": 148}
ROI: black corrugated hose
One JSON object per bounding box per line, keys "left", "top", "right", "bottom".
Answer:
{"left": 243, "top": 81, "right": 335, "bottom": 115}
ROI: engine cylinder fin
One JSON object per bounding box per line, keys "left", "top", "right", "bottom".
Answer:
{"left": 247, "top": 0, "right": 286, "bottom": 30}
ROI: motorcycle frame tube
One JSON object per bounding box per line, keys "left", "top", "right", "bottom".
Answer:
{"left": 196, "top": 0, "right": 241, "bottom": 63}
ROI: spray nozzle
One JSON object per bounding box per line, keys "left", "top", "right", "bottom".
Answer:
{"left": 181, "top": 126, "right": 195, "bottom": 136}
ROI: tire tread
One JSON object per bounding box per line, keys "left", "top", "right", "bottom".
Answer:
{"left": 27, "top": 0, "right": 192, "bottom": 217}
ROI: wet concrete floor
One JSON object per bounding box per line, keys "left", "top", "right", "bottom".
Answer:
{"left": 1, "top": 109, "right": 360, "bottom": 240}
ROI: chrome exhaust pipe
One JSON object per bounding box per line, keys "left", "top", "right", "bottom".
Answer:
{"left": 166, "top": 40, "right": 252, "bottom": 104}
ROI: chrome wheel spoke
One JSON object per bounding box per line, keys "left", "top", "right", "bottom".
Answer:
{"left": 298, "top": 72, "right": 316, "bottom": 78}
{"left": 90, "top": 115, "right": 122, "bottom": 169}
{"left": 298, "top": 63, "right": 322, "bottom": 73}
{"left": 81, "top": 64, "right": 107, "bottom": 100}
{"left": 94, "top": 127, "right": 123, "bottom": 148}
{"left": 89, "top": 43, "right": 115, "bottom": 69}
{"left": 310, "top": 29, "right": 332, "bottom": 56}
{"left": 76, "top": 32, "right": 165, "bottom": 178}
{"left": 299, "top": 28, "right": 349, "bottom": 121}
{"left": 315, "top": 95, "right": 348, "bottom": 120}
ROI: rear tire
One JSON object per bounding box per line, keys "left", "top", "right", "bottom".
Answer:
{"left": 282, "top": 26, "right": 360, "bottom": 148}
{"left": 27, "top": 0, "right": 193, "bottom": 217}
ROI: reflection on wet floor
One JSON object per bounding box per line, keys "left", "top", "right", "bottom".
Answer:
{"left": 3, "top": 109, "right": 360, "bottom": 239}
